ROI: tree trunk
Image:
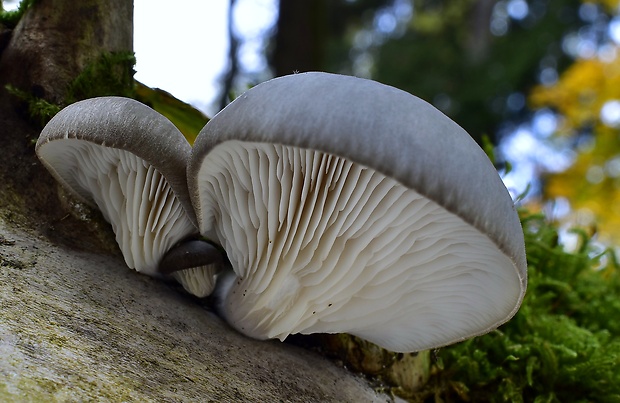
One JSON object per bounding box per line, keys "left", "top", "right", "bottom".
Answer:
{"left": 466, "top": 0, "right": 496, "bottom": 64}
{"left": 272, "top": 0, "right": 326, "bottom": 76}
{"left": 0, "top": 0, "right": 132, "bottom": 104}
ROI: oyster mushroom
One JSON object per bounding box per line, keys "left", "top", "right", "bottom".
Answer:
{"left": 36, "top": 97, "right": 221, "bottom": 297}
{"left": 188, "top": 72, "right": 527, "bottom": 352}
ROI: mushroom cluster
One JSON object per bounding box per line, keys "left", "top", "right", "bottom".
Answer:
{"left": 37, "top": 72, "right": 527, "bottom": 353}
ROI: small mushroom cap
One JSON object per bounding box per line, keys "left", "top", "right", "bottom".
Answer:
{"left": 37, "top": 97, "right": 196, "bottom": 223}
{"left": 171, "top": 265, "right": 222, "bottom": 298}
{"left": 189, "top": 72, "right": 527, "bottom": 352}
{"left": 158, "top": 239, "right": 224, "bottom": 275}
{"left": 159, "top": 239, "right": 224, "bottom": 297}
{"left": 36, "top": 97, "right": 199, "bottom": 277}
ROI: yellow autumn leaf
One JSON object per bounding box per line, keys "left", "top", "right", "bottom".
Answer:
{"left": 530, "top": 42, "right": 620, "bottom": 243}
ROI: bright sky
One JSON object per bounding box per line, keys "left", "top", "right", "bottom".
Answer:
{"left": 134, "top": 0, "right": 277, "bottom": 116}
{"left": 133, "top": 0, "right": 230, "bottom": 116}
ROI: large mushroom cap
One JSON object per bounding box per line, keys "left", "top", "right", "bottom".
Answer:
{"left": 36, "top": 97, "right": 221, "bottom": 296}
{"left": 188, "top": 72, "right": 527, "bottom": 352}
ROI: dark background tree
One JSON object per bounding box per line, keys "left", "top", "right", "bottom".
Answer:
{"left": 271, "top": 0, "right": 327, "bottom": 75}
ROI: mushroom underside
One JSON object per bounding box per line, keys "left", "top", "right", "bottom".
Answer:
{"left": 159, "top": 239, "right": 225, "bottom": 297}
{"left": 171, "top": 264, "right": 221, "bottom": 298}
{"left": 37, "top": 139, "right": 197, "bottom": 275}
{"left": 194, "top": 140, "right": 523, "bottom": 353}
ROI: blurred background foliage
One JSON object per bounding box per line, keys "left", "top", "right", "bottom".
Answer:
{"left": 222, "top": 0, "right": 620, "bottom": 245}
{"left": 529, "top": 21, "right": 620, "bottom": 245}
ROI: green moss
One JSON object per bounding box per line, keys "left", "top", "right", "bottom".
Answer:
{"left": 66, "top": 51, "right": 136, "bottom": 102}
{"left": 420, "top": 212, "right": 620, "bottom": 402}
{"left": 7, "top": 50, "right": 206, "bottom": 142}
{"left": 5, "top": 85, "right": 61, "bottom": 127}
{"left": 6, "top": 51, "right": 136, "bottom": 127}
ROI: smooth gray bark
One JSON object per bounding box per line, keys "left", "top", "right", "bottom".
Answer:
{"left": 0, "top": 216, "right": 392, "bottom": 402}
